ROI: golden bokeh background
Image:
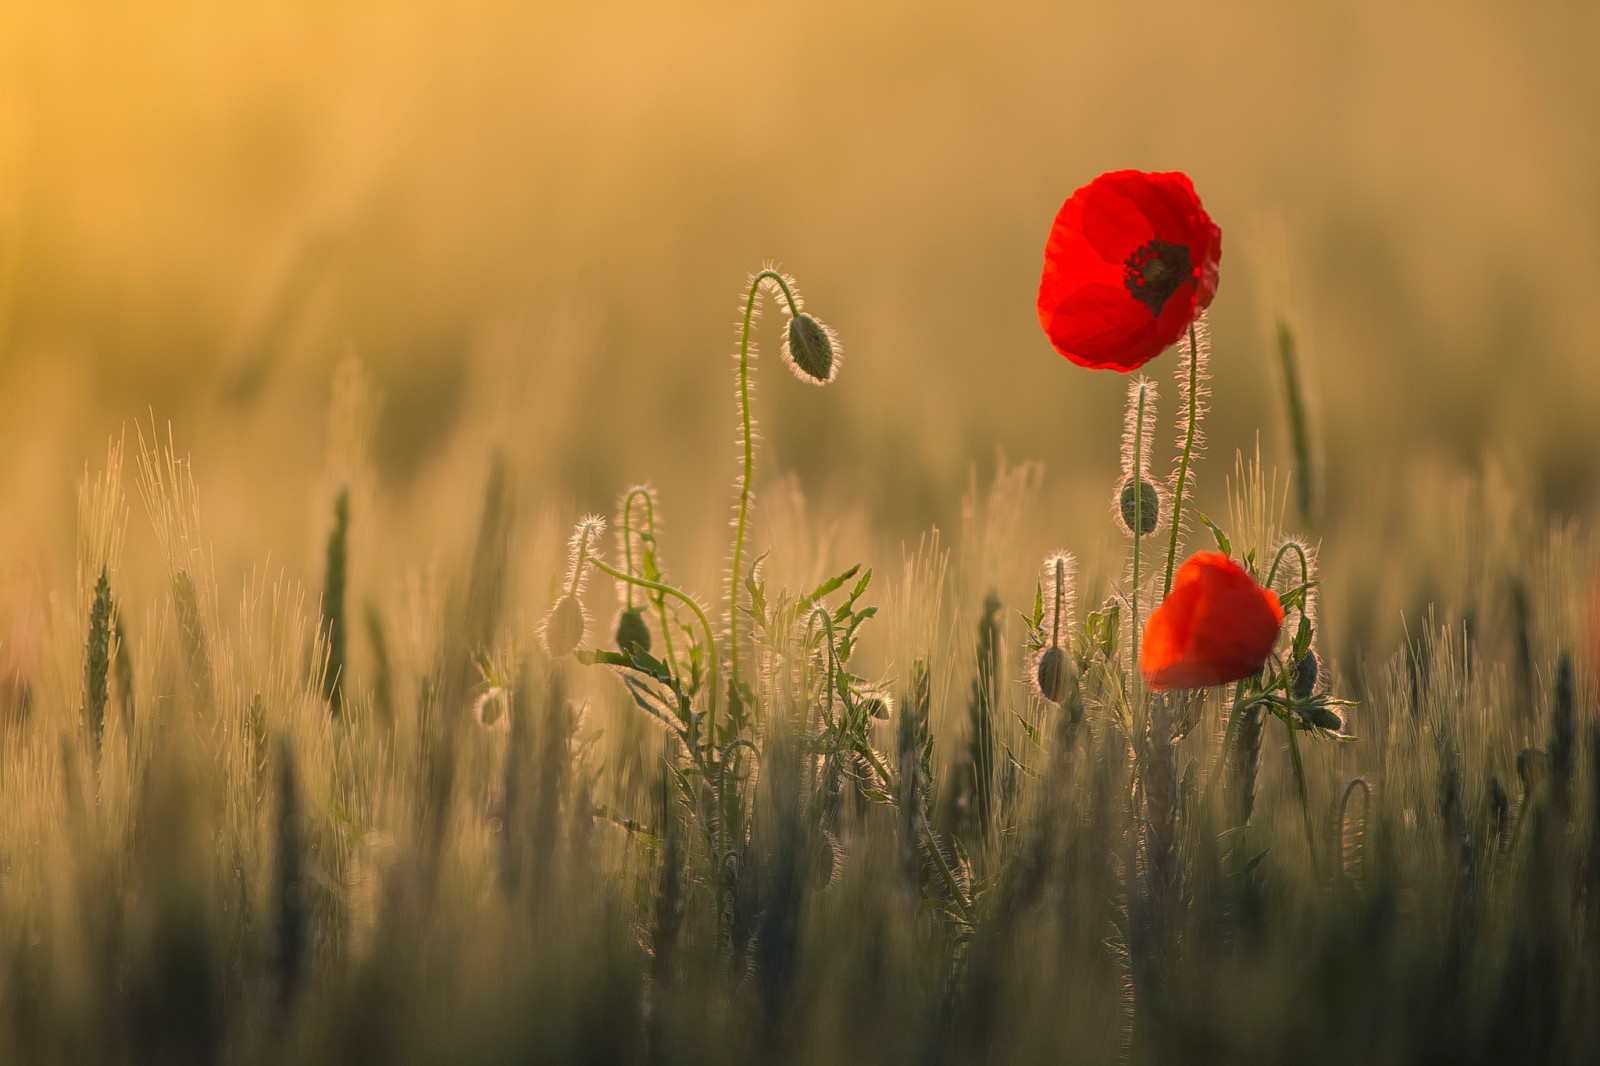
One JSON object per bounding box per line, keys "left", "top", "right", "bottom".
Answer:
{"left": 1, "top": 1, "right": 1596, "bottom": 647}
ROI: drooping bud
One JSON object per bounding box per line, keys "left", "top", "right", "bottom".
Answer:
{"left": 1293, "top": 647, "right": 1319, "bottom": 701}
{"left": 782, "top": 312, "right": 840, "bottom": 386}
{"left": 614, "top": 606, "right": 652, "bottom": 658}
{"left": 545, "top": 514, "right": 605, "bottom": 658}
{"left": 543, "top": 594, "right": 585, "bottom": 658}
{"left": 1117, "top": 477, "right": 1161, "bottom": 537}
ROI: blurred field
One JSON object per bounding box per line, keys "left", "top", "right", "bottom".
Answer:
{"left": 2, "top": 3, "right": 1600, "bottom": 1063}
{"left": 3, "top": 2, "right": 1599, "bottom": 591}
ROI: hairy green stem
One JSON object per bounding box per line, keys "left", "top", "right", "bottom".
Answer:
{"left": 729, "top": 269, "right": 801, "bottom": 700}
{"left": 623, "top": 488, "right": 679, "bottom": 679}
{"left": 1132, "top": 384, "right": 1148, "bottom": 705}
{"left": 804, "top": 605, "right": 839, "bottom": 729}
{"left": 1162, "top": 322, "right": 1201, "bottom": 600}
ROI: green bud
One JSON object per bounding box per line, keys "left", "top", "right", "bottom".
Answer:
{"left": 784, "top": 313, "right": 838, "bottom": 385}
{"left": 1118, "top": 477, "right": 1160, "bottom": 537}
{"left": 1293, "top": 648, "right": 1318, "bottom": 701}
{"left": 1034, "top": 645, "right": 1072, "bottom": 705}
{"left": 614, "top": 607, "right": 652, "bottom": 658}
{"left": 1307, "top": 705, "right": 1341, "bottom": 731}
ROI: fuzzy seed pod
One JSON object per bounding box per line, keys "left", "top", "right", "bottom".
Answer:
{"left": 543, "top": 595, "right": 585, "bottom": 658}
{"left": 1293, "top": 648, "right": 1319, "bottom": 701}
{"left": 783, "top": 312, "right": 840, "bottom": 385}
{"left": 1118, "top": 477, "right": 1160, "bottom": 537}
{"left": 614, "top": 607, "right": 652, "bottom": 658}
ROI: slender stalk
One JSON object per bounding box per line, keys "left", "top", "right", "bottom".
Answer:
{"left": 623, "top": 488, "right": 679, "bottom": 680}
{"left": 1284, "top": 718, "right": 1318, "bottom": 872}
{"left": 1132, "top": 385, "right": 1147, "bottom": 701}
{"left": 729, "top": 269, "right": 802, "bottom": 701}
{"left": 804, "top": 605, "right": 838, "bottom": 730}
{"left": 1162, "top": 322, "right": 1201, "bottom": 600}
{"left": 1276, "top": 321, "right": 1316, "bottom": 526}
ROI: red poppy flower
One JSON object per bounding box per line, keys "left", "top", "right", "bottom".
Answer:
{"left": 1037, "top": 170, "right": 1221, "bottom": 371}
{"left": 1141, "top": 551, "right": 1284, "bottom": 691}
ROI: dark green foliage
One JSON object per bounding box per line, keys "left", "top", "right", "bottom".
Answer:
{"left": 964, "top": 591, "right": 1002, "bottom": 840}
{"left": 272, "top": 736, "right": 307, "bottom": 1022}
{"left": 1275, "top": 320, "right": 1318, "bottom": 525}
{"left": 363, "top": 598, "right": 393, "bottom": 729}
{"left": 172, "top": 568, "right": 213, "bottom": 705}
{"left": 112, "top": 605, "right": 134, "bottom": 731}
{"left": 320, "top": 488, "right": 350, "bottom": 712}
{"left": 83, "top": 567, "right": 113, "bottom": 756}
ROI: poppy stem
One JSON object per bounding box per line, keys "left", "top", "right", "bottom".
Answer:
{"left": 1283, "top": 714, "right": 1319, "bottom": 872}
{"left": 1131, "top": 384, "right": 1148, "bottom": 703}
{"left": 1162, "top": 322, "right": 1202, "bottom": 600}
{"left": 730, "top": 269, "right": 802, "bottom": 707}
{"left": 623, "top": 488, "right": 680, "bottom": 685}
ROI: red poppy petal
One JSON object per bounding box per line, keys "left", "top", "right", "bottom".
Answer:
{"left": 1078, "top": 176, "right": 1161, "bottom": 264}
{"left": 1045, "top": 284, "right": 1169, "bottom": 371}
{"left": 1140, "top": 552, "right": 1285, "bottom": 691}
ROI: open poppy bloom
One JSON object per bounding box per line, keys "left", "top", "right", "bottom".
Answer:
{"left": 1141, "top": 551, "right": 1284, "bottom": 691}
{"left": 1037, "top": 170, "right": 1221, "bottom": 371}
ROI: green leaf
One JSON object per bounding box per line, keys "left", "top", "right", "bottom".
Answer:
{"left": 798, "top": 564, "right": 861, "bottom": 613}
{"left": 1198, "top": 512, "right": 1231, "bottom": 556}
{"left": 1292, "top": 613, "right": 1313, "bottom": 661}
{"left": 1012, "top": 712, "right": 1042, "bottom": 747}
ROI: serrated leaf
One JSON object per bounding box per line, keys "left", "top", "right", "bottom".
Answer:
{"left": 799, "top": 564, "right": 861, "bottom": 613}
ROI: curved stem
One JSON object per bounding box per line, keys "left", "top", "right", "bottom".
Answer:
{"left": 622, "top": 489, "right": 655, "bottom": 609}
{"left": 588, "top": 559, "right": 718, "bottom": 728}
{"left": 566, "top": 521, "right": 600, "bottom": 597}
{"left": 622, "top": 488, "right": 680, "bottom": 681}
{"left": 729, "top": 269, "right": 802, "bottom": 702}
{"left": 804, "top": 605, "right": 838, "bottom": 730}
{"left": 1162, "top": 322, "right": 1201, "bottom": 600}
{"left": 1265, "top": 540, "right": 1310, "bottom": 592}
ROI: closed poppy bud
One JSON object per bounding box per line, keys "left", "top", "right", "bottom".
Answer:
{"left": 1292, "top": 648, "right": 1318, "bottom": 700}
{"left": 783, "top": 312, "right": 840, "bottom": 385}
{"left": 543, "top": 594, "right": 585, "bottom": 658}
{"left": 1034, "top": 645, "right": 1072, "bottom": 704}
{"left": 614, "top": 606, "right": 651, "bottom": 658}
{"left": 1141, "top": 551, "right": 1284, "bottom": 691}
{"left": 1118, "top": 476, "right": 1161, "bottom": 537}
{"left": 1306, "top": 705, "right": 1342, "bottom": 732}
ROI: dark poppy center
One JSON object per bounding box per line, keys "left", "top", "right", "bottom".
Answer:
{"left": 1123, "top": 239, "right": 1193, "bottom": 316}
